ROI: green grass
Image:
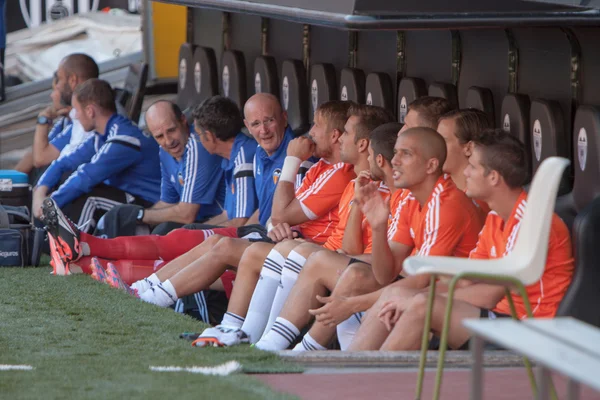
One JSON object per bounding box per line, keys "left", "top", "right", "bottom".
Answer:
{"left": 0, "top": 267, "right": 302, "bottom": 399}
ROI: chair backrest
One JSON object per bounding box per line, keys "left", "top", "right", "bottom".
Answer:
{"left": 509, "top": 157, "right": 570, "bottom": 285}
{"left": 556, "top": 196, "right": 600, "bottom": 327}
{"left": 115, "top": 63, "right": 149, "bottom": 124}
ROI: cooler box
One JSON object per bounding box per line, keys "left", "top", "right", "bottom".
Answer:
{"left": 0, "top": 170, "right": 30, "bottom": 208}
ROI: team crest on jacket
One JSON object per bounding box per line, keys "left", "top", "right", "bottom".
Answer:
{"left": 178, "top": 172, "right": 184, "bottom": 186}
{"left": 273, "top": 168, "right": 282, "bottom": 184}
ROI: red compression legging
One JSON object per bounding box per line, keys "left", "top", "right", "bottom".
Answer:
{"left": 79, "top": 227, "right": 239, "bottom": 261}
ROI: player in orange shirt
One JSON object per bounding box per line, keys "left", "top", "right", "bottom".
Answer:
{"left": 400, "top": 96, "right": 454, "bottom": 132}
{"left": 437, "top": 109, "right": 492, "bottom": 219}
{"left": 192, "top": 107, "right": 396, "bottom": 347}
{"left": 359, "top": 129, "right": 573, "bottom": 351}
{"left": 254, "top": 127, "right": 483, "bottom": 352}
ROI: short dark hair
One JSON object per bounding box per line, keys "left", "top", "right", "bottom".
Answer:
{"left": 316, "top": 100, "right": 352, "bottom": 133}
{"left": 472, "top": 129, "right": 530, "bottom": 189}
{"left": 370, "top": 122, "right": 404, "bottom": 164}
{"left": 193, "top": 95, "right": 243, "bottom": 141}
{"left": 439, "top": 109, "right": 492, "bottom": 144}
{"left": 62, "top": 53, "right": 99, "bottom": 81}
{"left": 408, "top": 96, "right": 454, "bottom": 129}
{"left": 74, "top": 79, "right": 116, "bottom": 113}
{"left": 347, "top": 103, "right": 395, "bottom": 142}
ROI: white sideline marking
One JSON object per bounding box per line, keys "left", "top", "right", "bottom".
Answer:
{"left": 150, "top": 360, "right": 241, "bottom": 376}
{"left": 0, "top": 365, "right": 34, "bottom": 371}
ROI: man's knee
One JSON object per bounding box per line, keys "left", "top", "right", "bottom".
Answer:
{"left": 241, "top": 242, "right": 274, "bottom": 272}
{"left": 404, "top": 292, "right": 430, "bottom": 320}
{"left": 293, "top": 242, "right": 322, "bottom": 259}
{"left": 273, "top": 239, "right": 299, "bottom": 257}
{"left": 335, "top": 262, "right": 374, "bottom": 296}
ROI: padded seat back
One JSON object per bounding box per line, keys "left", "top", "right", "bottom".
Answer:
{"left": 501, "top": 94, "right": 531, "bottom": 160}
{"left": 556, "top": 195, "right": 600, "bottom": 328}
{"left": 177, "top": 43, "right": 195, "bottom": 110}
{"left": 530, "top": 99, "right": 570, "bottom": 195}
{"left": 309, "top": 63, "right": 337, "bottom": 123}
{"left": 191, "top": 47, "right": 218, "bottom": 105}
{"left": 254, "top": 55, "right": 279, "bottom": 97}
{"left": 339, "top": 68, "right": 365, "bottom": 103}
{"left": 281, "top": 60, "right": 309, "bottom": 135}
{"left": 115, "top": 63, "right": 148, "bottom": 125}
{"left": 428, "top": 82, "right": 458, "bottom": 109}
{"left": 397, "top": 77, "right": 427, "bottom": 123}
{"left": 220, "top": 50, "right": 247, "bottom": 110}
{"left": 572, "top": 106, "right": 600, "bottom": 211}
{"left": 466, "top": 86, "right": 495, "bottom": 126}
{"left": 365, "top": 72, "right": 393, "bottom": 112}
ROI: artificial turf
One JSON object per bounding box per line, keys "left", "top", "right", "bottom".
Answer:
{"left": 0, "top": 267, "right": 301, "bottom": 399}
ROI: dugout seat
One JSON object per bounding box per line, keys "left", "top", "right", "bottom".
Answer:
{"left": 557, "top": 196, "right": 600, "bottom": 328}
{"left": 220, "top": 50, "right": 247, "bottom": 110}
{"left": 309, "top": 63, "right": 337, "bottom": 123}
{"left": 465, "top": 86, "right": 495, "bottom": 126}
{"left": 365, "top": 72, "right": 393, "bottom": 112}
{"left": 397, "top": 77, "right": 427, "bottom": 123}
{"left": 428, "top": 82, "right": 458, "bottom": 109}
{"left": 254, "top": 55, "right": 279, "bottom": 97}
{"left": 281, "top": 60, "right": 309, "bottom": 135}
{"left": 339, "top": 68, "right": 365, "bottom": 103}
{"left": 114, "top": 63, "right": 148, "bottom": 125}
{"left": 177, "top": 43, "right": 195, "bottom": 110}
{"left": 191, "top": 47, "right": 219, "bottom": 105}
{"left": 530, "top": 99, "right": 570, "bottom": 195}
{"left": 501, "top": 93, "right": 531, "bottom": 163}
{"left": 555, "top": 106, "right": 600, "bottom": 327}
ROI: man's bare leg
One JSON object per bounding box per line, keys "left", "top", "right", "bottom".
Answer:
{"left": 255, "top": 250, "right": 349, "bottom": 351}
{"left": 380, "top": 292, "right": 479, "bottom": 351}
{"left": 349, "top": 279, "right": 425, "bottom": 351}
{"left": 303, "top": 261, "right": 383, "bottom": 350}
{"left": 155, "top": 234, "right": 224, "bottom": 281}
{"left": 242, "top": 240, "right": 324, "bottom": 343}
{"left": 169, "top": 237, "right": 252, "bottom": 297}
{"left": 137, "top": 237, "right": 252, "bottom": 307}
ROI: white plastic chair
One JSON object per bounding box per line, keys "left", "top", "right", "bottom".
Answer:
{"left": 404, "top": 156, "right": 570, "bottom": 400}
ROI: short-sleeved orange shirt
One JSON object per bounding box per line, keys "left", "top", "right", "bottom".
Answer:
{"left": 391, "top": 174, "right": 483, "bottom": 258}
{"left": 296, "top": 160, "right": 356, "bottom": 244}
{"left": 323, "top": 181, "right": 390, "bottom": 252}
{"left": 469, "top": 191, "right": 574, "bottom": 319}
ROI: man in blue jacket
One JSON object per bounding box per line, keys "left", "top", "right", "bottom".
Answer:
{"left": 32, "top": 78, "right": 161, "bottom": 233}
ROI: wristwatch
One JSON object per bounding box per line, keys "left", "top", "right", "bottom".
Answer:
{"left": 136, "top": 208, "right": 145, "bottom": 222}
{"left": 37, "top": 116, "right": 53, "bottom": 126}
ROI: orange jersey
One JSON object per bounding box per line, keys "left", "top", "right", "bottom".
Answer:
{"left": 391, "top": 175, "right": 483, "bottom": 257}
{"left": 471, "top": 198, "right": 491, "bottom": 223}
{"left": 469, "top": 191, "right": 574, "bottom": 319}
{"left": 296, "top": 160, "right": 356, "bottom": 244}
{"left": 323, "top": 181, "right": 390, "bottom": 252}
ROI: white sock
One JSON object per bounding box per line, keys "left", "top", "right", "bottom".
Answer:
{"left": 80, "top": 242, "right": 90, "bottom": 256}
{"left": 262, "top": 250, "right": 306, "bottom": 338}
{"left": 131, "top": 273, "right": 160, "bottom": 294}
{"left": 336, "top": 312, "right": 364, "bottom": 350}
{"left": 240, "top": 249, "right": 285, "bottom": 343}
{"left": 292, "top": 332, "right": 327, "bottom": 352}
{"left": 255, "top": 317, "right": 300, "bottom": 351}
{"left": 138, "top": 279, "right": 177, "bottom": 307}
{"left": 221, "top": 311, "right": 245, "bottom": 330}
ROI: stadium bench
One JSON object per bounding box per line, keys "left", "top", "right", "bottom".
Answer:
{"left": 464, "top": 317, "right": 600, "bottom": 400}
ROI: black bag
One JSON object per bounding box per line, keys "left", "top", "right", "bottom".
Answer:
{"left": 0, "top": 205, "right": 36, "bottom": 267}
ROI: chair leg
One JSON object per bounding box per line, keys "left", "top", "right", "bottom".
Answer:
{"left": 510, "top": 283, "right": 559, "bottom": 400}
{"left": 505, "top": 288, "right": 538, "bottom": 398}
{"left": 415, "top": 275, "right": 437, "bottom": 400}
{"left": 432, "top": 275, "right": 461, "bottom": 400}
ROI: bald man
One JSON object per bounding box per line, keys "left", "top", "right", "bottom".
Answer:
{"left": 16, "top": 54, "right": 101, "bottom": 180}
{"left": 255, "top": 127, "right": 484, "bottom": 351}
